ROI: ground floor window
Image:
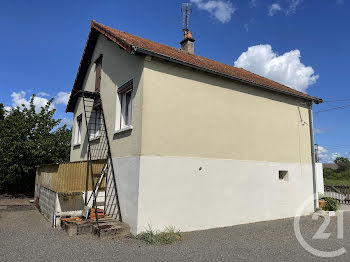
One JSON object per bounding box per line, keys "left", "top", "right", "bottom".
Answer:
{"left": 74, "top": 114, "right": 82, "bottom": 145}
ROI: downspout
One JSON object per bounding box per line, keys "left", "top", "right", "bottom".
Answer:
{"left": 308, "top": 102, "right": 318, "bottom": 210}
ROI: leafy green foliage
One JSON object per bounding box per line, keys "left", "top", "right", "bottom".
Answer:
{"left": 0, "top": 95, "right": 71, "bottom": 195}
{"left": 320, "top": 196, "right": 339, "bottom": 211}
{"left": 323, "top": 157, "right": 350, "bottom": 186}
{"left": 334, "top": 157, "right": 350, "bottom": 171}
{"left": 136, "top": 226, "right": 183, "bottom": 245}
{"left": 0, "top": 104, "right": 4, "bottom": 120}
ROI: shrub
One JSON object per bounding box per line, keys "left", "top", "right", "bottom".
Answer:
{"left": 321, "top": 196, "right": 339, "bottom": 211}
{"left": 136, "top": 226, "right": 183, "bottom": 245}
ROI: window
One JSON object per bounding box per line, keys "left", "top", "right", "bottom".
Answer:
{"left": 279, "top": 170, "right": 289, "bottom": 181}
{"left": 89, "top": 107, "right": 102, "bottom": 140}
{"left": 74, "top": 114, "right": 82, "bottom": 145}
{"left": 116, "top": 79, "right": 133, "bottom": 131}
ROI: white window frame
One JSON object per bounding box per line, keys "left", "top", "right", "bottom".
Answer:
{"left": 89, "top": 107, "right": 102, "bottom": 140}
{"left": 74, "top": 114, "right": 82, "bottom": 145}
{"left": 115, "top": 79, "right": 133, "bottom": 133}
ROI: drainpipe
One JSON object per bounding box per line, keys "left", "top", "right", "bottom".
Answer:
{"left": 308, "top": 102, "right": 318, "bottom": 210}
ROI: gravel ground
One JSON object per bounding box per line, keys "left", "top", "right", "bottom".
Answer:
{"left": 0, "top": 195, "right": 32, "bottom": 206}
{"left": 1, "top": 207, "right": 350, "bottom": 261}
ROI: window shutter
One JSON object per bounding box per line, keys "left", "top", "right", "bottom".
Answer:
{"left": 95, "top": 55, "right": 103, "bottom": 92}
{"left": 118, "top": 79, "right": 133, "bottom": 94}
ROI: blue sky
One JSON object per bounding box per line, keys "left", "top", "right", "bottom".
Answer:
{"left": 0, "top": 0, "right": 349, "bottom": 162}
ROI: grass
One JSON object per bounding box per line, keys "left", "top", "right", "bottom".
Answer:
{"left": 136, "top": 226, "right": 183, "bottom": 245}
{"left": 324, "top": 178, "right": 350, "bottom": 186}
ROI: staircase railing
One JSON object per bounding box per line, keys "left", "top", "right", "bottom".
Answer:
{"left": 78, "top": 90, "right": 122, "bottom": 225}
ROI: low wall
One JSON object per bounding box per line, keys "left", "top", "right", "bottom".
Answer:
{"left": 38, "top": 187, "right": 57, "bottom": 225}
{"left": 315, "top": 163, "right": 324, "bottom": 194}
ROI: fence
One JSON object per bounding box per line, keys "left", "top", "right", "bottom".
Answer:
{"left": 324, "top": 185, "right": 350, "bottom": 204}
{"left": 36, "top": 160, "right": 106, "bottom": 193}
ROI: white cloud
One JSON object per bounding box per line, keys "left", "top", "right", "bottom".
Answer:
{"left": 331, "top": 152, "right": 341, "bottom": 160}
{"left": 318, "top": 146, "right": 341, "bottom": 163}
{"left": 37, "top": 92, "right": 50, "bottom": 97}
{"left": 8, "top": 91, "right": 53, "bottom": 113}
{"left": 234, "top": 44, "right": 318, "bottom": 93}
{"left": 268, "top": 3, "right": 282, "bottom": 16}
{"left": 286, "top": 0, "right": 302, "bottom": 15}
{"left": 269, "top": 0, "right": 302, "bottom": 16}
{"left": 191, "top": 0, "right": 236, "bottom": 23}
{"left": 314, "top": 128, "right": 328, "bottom": 134}
{"left": 243, "top": 18, "right": 255, "bottom": 32}
{"left": 56, "top": 92, "right": 70, "bottom": 105}
{"left": 318, "top": 146, "right": 329, "bottom": 162}
{"left": 5, "top": 91, "right": 71, "bottom": 113}
{"left": 249, "top": 0, "right": 257, "bottom": 7}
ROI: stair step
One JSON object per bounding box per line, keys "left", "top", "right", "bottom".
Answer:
{"left": 92, "top": 221, "right": 130, "bottom": 239}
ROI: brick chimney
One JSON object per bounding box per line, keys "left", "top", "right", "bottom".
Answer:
{"left": 180, "top": 30, "right": 195, "bottom": 54}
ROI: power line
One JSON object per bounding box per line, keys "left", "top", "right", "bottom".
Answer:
{"left": 322, "top": 99, "right": 350, "bottom": 103}
{"left": 314, "top": 104, "right": 350, "bottom": 114}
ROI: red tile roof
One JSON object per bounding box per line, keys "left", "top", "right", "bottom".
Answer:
{"left": 66, "top": 20, "right": 322, "bottom": 112}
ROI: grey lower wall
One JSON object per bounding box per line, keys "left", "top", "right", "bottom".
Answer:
{"left": 38, "top": 187, "right": 57, "bottom": 225}
{"left": 112, "top": 156, "right": 140, "bottom": 235}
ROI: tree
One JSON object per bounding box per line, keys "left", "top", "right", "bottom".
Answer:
{"left": 0, "top": 95, "right": 71, "bottom": 195}
{"left": 334, "top": 157, "right": 350, "bottom": 172}
{"left": 0, "top": 103, "right": 4, "bottom": 120}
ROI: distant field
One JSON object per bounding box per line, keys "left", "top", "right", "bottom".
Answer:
{"left": 324, "top": 179, "right": 350, "bottom": 186}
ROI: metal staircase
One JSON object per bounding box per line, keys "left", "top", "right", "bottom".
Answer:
{"left": 78, "top": 90, "right": 122, "bottom": 225}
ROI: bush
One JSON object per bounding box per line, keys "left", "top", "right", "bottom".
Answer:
{"left": 136, "top": 226, "right": 183, "bottom": 245}
{"left": 320, "top": 196, "right": 339, "bottom": 211}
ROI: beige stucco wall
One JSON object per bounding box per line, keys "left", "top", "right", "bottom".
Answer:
{"left": 141, "top": 58, "right": 312, "bottom": 164}
{"left": 70, "top": 35, "right": 145, "bottom": 162}
{"left": 136, "top": 57, "right": 314, "bottom": 234}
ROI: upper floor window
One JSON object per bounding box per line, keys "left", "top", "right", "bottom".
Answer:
{"left": 116, "top": 79, "right": 133, "bottom": 131}
{"left": 74, "top": 114, "right": 82, "bottom": 145}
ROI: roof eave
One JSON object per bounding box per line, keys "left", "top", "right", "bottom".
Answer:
{"left": 66, "top": 21, "right": 136, "bottom": 113}
{"left": 133, "top": 47, "right": 322, "bottom": 104}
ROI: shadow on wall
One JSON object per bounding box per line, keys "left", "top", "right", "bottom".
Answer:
{"left": 113, "top": 129, "right": 132, "bottom": 140}
{"left": 59, "top": 194, "right": 85, "bottom": 212}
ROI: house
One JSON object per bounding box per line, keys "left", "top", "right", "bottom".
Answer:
{"left": 65, "top": 20, "right": 322, "bottom": 235}
{"left": 323, "top": 163, "right": 339, "bottom": 170}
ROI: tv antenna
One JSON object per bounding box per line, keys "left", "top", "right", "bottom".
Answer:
{"left": 181, "top": 3, "right": 192, "bottom": 33}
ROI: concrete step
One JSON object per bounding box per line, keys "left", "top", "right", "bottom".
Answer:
{"left": 92, "top": 221, "right": 130, "bottom": 239}
{"left": 61, "top": 220, "right": 92, "bottom": 236}
{"left": 61, "top": 215, "right": 129, "bottom": 239}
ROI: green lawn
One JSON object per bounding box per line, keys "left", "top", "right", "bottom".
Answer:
{"left": 324, "top": 178, "right": 350, "bottom": 186}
